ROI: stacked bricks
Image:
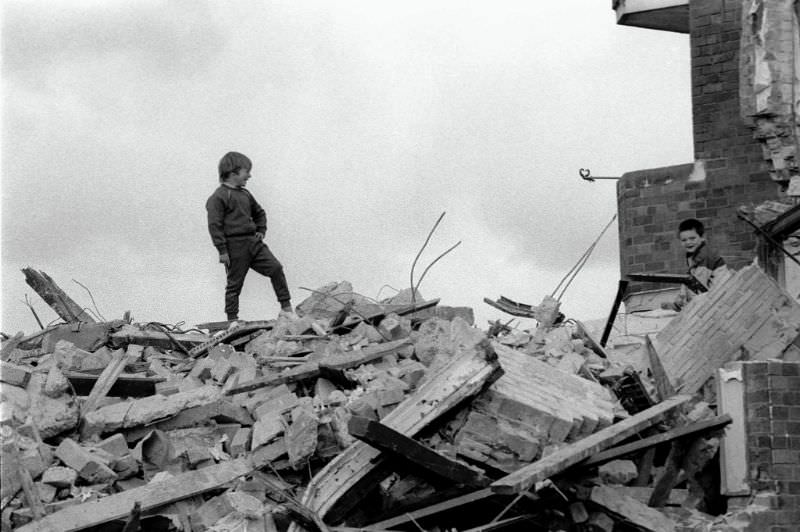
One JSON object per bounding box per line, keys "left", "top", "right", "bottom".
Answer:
{"left": 454, "top": 343, "right": 617, "bottom": 472}
{"left": 741, "top": 360, "right": 800, "bottom": 530}
{"left": 651, "top": 265, "right": 800, "bottom": 393}
{"left": 617, "top": 0, "right": 776, "bottom": 294}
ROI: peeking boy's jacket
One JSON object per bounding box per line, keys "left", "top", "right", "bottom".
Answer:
{"left": 206, "top": 184, "right": 267, "bottom": 254}
{"left": 685, "top": 241, "right": 727, "bottom": 291}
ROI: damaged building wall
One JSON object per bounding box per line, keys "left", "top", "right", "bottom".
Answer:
{"left": 617, "top": 0, "right": 783, "bottom": 304}
{"left": 717, "top": 360, "right": 800, "bottom": 530}
{"left": 739, "top": 0, "right": 800, "bottom": 186}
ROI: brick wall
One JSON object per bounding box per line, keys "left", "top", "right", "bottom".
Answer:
{"left": 652, "top": 264, "right": 800, "bottom": 394}
{"left": 617, "top": 0, "right": 777, "bottom": 293}
{"left": 741, "top": 361, "right": 800, "bottom": 530}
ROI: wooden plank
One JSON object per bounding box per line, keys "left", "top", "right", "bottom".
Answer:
{"left": 16, "top": 458, "right": 253, "bottom": 532}
{"left": 225, "top": 362, "right": 321, "bottom": 396}
{"left": 599, "top": 279, "right": 628, "bottom": 348}
{"left": 578, "top": 414, "right": 732, "bottom": 467}
{"left": 648, "top": 441, "right": 687, "bottom": 508}
{"left": 297, "top": 338, "right": 501, "bottom": 524}
{"left": 82, "top": 349, "right": 128, "bottom": 414}
{"left": 590, "top": 485, "right": 676, "bottom": 532}
{"left": 64, "top": 372, "right": 163, "bottom": 397}
{"left": 320, "top": 339, "right": 412, "bottom": 372}
{"left": 332, "top": 299, "right": 440, "bottom": 334}
{"left": 187, "top": 320, "right": 273, "bottom": 358}
{"left": 461, "top": 515, "right": 532, "bottom": 532}
{"left": 645, "top": 335, "right": 675, "bottom": 402}
{"left": 491, "top": 394, "right": 692, "bottom": 495}
{"left": 348, "top": 416, "right": 489, "bottom": 488}
{"left": 21, "top": 268, "right": 96, "bottom": 323}
{"left": 716, "top": 364, "right": 750, "bottom": 496}
{"left": 482, "top": 297, "right": 536, "bottom": 318}
{"left": 7, "top": 438, "right": 46, "bottom": 520}
{"left": 110, "top": 328, "right": 208, "bottom": 350}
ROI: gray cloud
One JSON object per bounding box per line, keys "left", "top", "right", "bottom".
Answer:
{"left": 2, "top": 2, "right": 693, "bottom": 333}
{"left": 2, "top": 0, "right": 227, "bottom": 85}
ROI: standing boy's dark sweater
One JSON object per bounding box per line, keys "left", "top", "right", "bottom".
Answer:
{"left": 206, "top": 184, "right": 267, "bottom": 254}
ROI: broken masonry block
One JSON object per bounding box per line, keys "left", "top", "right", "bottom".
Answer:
{"left": 253, "top": 391, "right": 299, "bottom": 420}
{"left": 43, "top": 366, "right": 70, "bottom": 398}
{"left": 229, "top": 427, "right": 252, "bottom": 457}
{"left": 314, "top": 378, "right": 338, "bottom": 404}
{"left": 155, "top": 379, "right": 182, "bottom": 396}
{"left": 41, "top": 466, "right": 78, "bottom": 489}
{"left": 569, "top": 502, "right": 589, "bottom": 523}
{"left": 210, "top": 357, "right": 236, "bottom": 384}
{"left": 378, "top": 314, "right": 411, "bottom": 341}
{"left": 0, "top": 360, "right": 32, "bottom": 387}
{"left": 190, "top": 490, "right": 265, "bottom": 532}
{"left": 251, "top": 414, "right": 285, "bottom": 450}
{"left": 286, "top": 405, "right": 318, "bottom": 469}
{"left": 35, "top": 482, "right": 57, "bottom": 504}
{"left": 55, "top": 438, "right": 118, "bottom": 483}
{"left": 81, "top": 385, "right": 221, "bottom": 438}
{"left": 598, "top": 459, "right": 639, "bottom": 485}
{"left": 587, "top": 512, "right": 615, "bottom": 532}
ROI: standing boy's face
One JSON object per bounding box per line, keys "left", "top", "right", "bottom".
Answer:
{"left": 679, "top": 229, "right": 705, "bottom": 253}
{"left": 228, "top": 167, "right": 251, "bottom": 188}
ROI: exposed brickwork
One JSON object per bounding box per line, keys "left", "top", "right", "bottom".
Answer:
{"left": 617, "top": 0, "right": 777, "bottom": 294}
{"left": 652, "top": 265, "right": 800, "bottom": 393}
{"left": 742, "top": 361, "right": 800, "bottom": 530}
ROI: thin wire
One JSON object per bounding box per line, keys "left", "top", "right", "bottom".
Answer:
{"left": 72, "top": 279, "right": 106, "bottom": 321}
{"left": 413, "top": 241, "right": 462, "bottom": 296}
{"left": 410, "top": 212, "right": 447, "bottom": 308}
{"left": 552, "top": 214, "right": 617, "bottom": 302}
{"left": 375, "top": 284, "right": 402, "bottom": 301}
{"left": 21, "top": 295, "right": 44, "bottom": 330}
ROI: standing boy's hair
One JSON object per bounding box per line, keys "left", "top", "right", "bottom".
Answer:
{"left": 678, "top": 218, "right": 705, "bottom": 236}
{"left": 218, "top": 152, "right": 252, "bottom": 181}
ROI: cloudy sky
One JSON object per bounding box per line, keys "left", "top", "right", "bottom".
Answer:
{"left": 1, "top": 1, "right": 693, "bottom": 334}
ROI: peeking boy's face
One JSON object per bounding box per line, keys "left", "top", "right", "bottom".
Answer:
{"left": 228, "top": 167, "right": 251, "bottom": 188}
{"left": 679, "top": 229, "right": 705, "bottom": 254}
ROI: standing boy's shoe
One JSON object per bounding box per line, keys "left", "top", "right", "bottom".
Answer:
{"left": 278, "top": 308, "right": 298, "bottom": 320}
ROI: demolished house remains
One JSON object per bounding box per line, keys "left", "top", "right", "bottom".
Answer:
{"left": 3, "top": 257, "right": 800, "bottom": 532}
{"left": 4, "top": 0, "right": 800, "bottom": 531}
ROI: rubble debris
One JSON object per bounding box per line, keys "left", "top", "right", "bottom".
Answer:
{"left": 80, "top": 348, "right": 127, "bottom": 414}
{"left": 491, "top": 394, "right": 691, "bottom": 495}
{"left": 579, "top": 414, "right": 731, "bottom": 467}
{"left": 5, "top": 267, "right": 800, "bottom": 532}
{"left": 651, "top": 264, "right": 800, "bottom": 394}
{"left": 14, "top": 458, "right": 254, "bottom": 532}
{"left": 348, "top": 415, "right": 489, "bottom": 488}
{"left": 589, "top": 485, "right": 676, "bottom": 532}
{"left": 21, "top": 268, "right": 96, "bottom": 324}
{"left": 296, "top": 327, "right": 501, "bottom": 523}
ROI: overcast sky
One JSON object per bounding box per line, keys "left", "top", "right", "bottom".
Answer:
{"left": 1, "top": 1, "right": 693, "bottom": 334}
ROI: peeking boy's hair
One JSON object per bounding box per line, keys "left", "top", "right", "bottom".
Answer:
{"left": 218, "top": 152, "right": 252, "bottom": 182}
{"left": 678, "top": 218, "right": 705, "bottom": 236}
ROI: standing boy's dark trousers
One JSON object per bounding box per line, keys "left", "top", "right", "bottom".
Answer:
{"left": 225, "top": 235, "right": 291, "bottom": 319}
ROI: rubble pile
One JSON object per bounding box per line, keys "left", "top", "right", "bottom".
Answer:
{"left": 1, "top": 270, "right": 799, "bottom": 531}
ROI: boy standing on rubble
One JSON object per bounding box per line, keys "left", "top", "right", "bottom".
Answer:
{"left": 206, "top": 151, "right": 294, "bottom": 321}
{"left": 666, "top": 218, "right": 729, "bottom": 310}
